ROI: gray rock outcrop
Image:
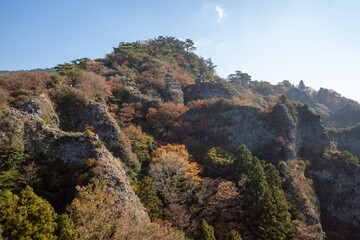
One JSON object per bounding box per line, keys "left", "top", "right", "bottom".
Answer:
{"left": 0, "top": 98, "right": 149, "bottom": 223}
{"left": 308, "top": 155, "right": 360, "bottom": 239}
{"left": 184, "top": 81, "right": 233, "bottom": 103}
{"left": 328, "top": 123, "right": 360, "bottom": 158}
{"left": 187, "top": 101, "right": 331, "bottom": 161}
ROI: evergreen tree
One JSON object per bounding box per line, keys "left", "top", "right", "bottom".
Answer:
{"left": 226, "top": 230, "right": 242, "bottom": 240}
{"left": 134, "top": 176, "right": 163, "bottom": 220}
{"left": 56, "top": 214, "right": 79, "bottom": 240}
{"left": 233, "top": 144, "right": 254, "bottom": 180}
{"left": 244, "top": 161, "right": 294, "bottom": 240}
{"left": 205, "top": 147, "right": 235, "bottom": 177}
{"left": 197, "top": 220, "right": 216, "bottom": 240}
{"left": 298, "top": 80, "right": 305, "bottom": 90}
{"left": 263, "top": 163, "right": 282, "bottom": 188}
{"left": 279, "top": 94, "right": 288, "bottom": 103}
{"left": 0, "top": 186, "right": 78, "bottom": 240}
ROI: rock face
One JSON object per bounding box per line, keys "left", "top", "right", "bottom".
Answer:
{"left": 294, "top": 106, "right": 331, "bottom": 157}
{"left": 326, "top": 104, "right": 360, "bottom": 128}
{"left": 163, "top": 74, "right": 184, "bottom": 104}
{"left": 0, "top": 98, "right": 149, "bottom": 223}
{"left": 307, "top": 155, "right": 360, "bottom": 239}
{"left": 184, "top": 81, "right": 233, "bottom": 103}
{"left": 21, "top": 97, "right": 60, "bottom": 128}
{"left": 189, "top": 102, "right": 331, "bottom": 160}
{"left": 60, "top": 100, "right": 134, "bottom": 163}
{"left": 286, "top": 88, "right": 317, "bottom": 109}
{"left": 328, "top": 123, "right": 360, "bottom": 158}
{"left": 280, "top": 160, "right": 325, "bottom": 240}
{"left": 122, "top": 74, "right": 184, "bottom": 106}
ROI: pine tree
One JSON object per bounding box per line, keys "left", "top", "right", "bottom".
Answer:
{"left": 197, "top": 220, "right": 216, "bottom": 240}
{"left": 298, "top": 80, "right": 305, "bottom": 90}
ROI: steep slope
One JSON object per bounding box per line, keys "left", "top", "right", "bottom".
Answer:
{"left": 326, "top": 103, "right": 360, "bottom": 128}
{"left": 0, "top": 97, "right": 149, "bottom": 223}
{"left": 307, "top": 153, "right": 360, "bottom": 239}
{"left": 328, "top": 123, "right": 360, "bottom": 158}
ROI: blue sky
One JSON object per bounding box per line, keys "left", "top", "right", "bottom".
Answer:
{"left": 1, "top": 0, "right": 360, "bottom": 101}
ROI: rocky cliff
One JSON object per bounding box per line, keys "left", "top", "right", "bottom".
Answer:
{"left": 184, "top": 81, "right": 233, "bottom": 103}
{"left": 328, "top": 123, "right": 360, "bottom": 158}
{"left": 307, "top": 154, "right": 360, "bottom": 239}
{"left": 326, "top": 104, "right": 360, "bottom": 128}
{"left": 187, "top": 101, "right": 331, "bottom": 161}
{"left": 0, "top": 97, "right": 149, "bottom": 223}
{"left": 57, "top": 99, "right": 134, "bottom": 163}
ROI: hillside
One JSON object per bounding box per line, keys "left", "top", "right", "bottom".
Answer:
{"left": 1, "top": 36, "right": 360, "bottom": 240}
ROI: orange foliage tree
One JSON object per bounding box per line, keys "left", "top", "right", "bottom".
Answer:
{"left": 149, "top": 144, "right": 202, "bottom": 204}
{"left": 146, "top": 103, "right": 189, "bottom": 139}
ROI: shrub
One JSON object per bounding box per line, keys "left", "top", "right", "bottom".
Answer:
{"left": 340, "top": 150, "right": 359, "bottom": 164}
{"left": 95, "top": 139, "right": 106, "bottom": 148}
{"left": 47, "top": 73, "right": 63, "bottom": 89}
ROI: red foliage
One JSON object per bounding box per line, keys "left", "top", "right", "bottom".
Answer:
{"left": 0, "top": 87, "right": 9, "bottom": 106}
{"left": 0, "top": 72, "right": 49, "bottom": 92}
{"left": 137, "top": 68, "right": 166, "bottom": 92}
{"left": 164, "top": 204, "right": 191, "bottom": 230}
{"left": 118, "top": 104, "right": 136, "bottom": 123}
{"left": 146, "top": 103, "right": 189, "bottom": 136}
{"left": 76, "top": 71, "right": 111, "bottom": 99}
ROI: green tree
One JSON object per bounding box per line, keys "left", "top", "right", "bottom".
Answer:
{"left": 298, "top": 80, "right": 305, "bottom": 91}
{"left": 280, "top": 80, "right": 292, "bottom": 89}
{"left": 0, "top": 147, "right": 29, "bottom": 191}
{"left": 263, "top": 163, "right": 282, "bottom": 188}
{"left": 340, "top": 150, "right": 359, "bottom": 164}
{"left": 0, "top": 186, "right": 78, "bottom": 240}
{"left": 226, "top": 230, "right": 242, "bottom": 240}
{"left": 56, "top": 214, "right": 79, "bottom": 240}
{"left": 244, "top": 160, "right": 294, "bottom": 240}
{"left": 185, "top": 39, "right": 196, "bottom": 52}
{"left": 124, "top": 125, "right": 154, "bottom": 164}
{"left": 205, "top": 146, "right": 235, "bottom": 177}
{"left": 233, "top": 144, "right": 255, "bottom": 180}
{"left": 47, "top": 73, "right": 63, "bottom": 89}
{"left": 197, "top": 220, "right": 216, "bottom": 240}
{"left": 279, "top": 94, "right": 288, "bottom": 103}
{"left": 134, "top": 176, "right": 163, "bottom": 220}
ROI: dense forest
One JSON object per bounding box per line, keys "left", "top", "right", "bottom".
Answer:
{"left": 1, "top": 36, "right": 360, "bottom": 240}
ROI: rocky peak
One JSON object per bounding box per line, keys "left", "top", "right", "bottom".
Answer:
{"left": 21, "top": 97, "right": 59, "bottom": 128}
{"left": 285, "top": 88, "right": 317, "bottom": 109}
{"left": 58, "top": 100, "right": 134, "bottom": 163}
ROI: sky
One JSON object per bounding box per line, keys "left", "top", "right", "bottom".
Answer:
{"left": 1, "top": 0, "right": 360, "bottom": 101}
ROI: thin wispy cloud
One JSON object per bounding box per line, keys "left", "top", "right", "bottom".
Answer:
{"left": 215, "top": 6, "right": 226, "bottom": 22}
{"left": 194, "top": 38, "right": 212, "bottom": 48}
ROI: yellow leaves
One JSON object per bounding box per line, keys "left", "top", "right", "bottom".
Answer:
{"left": 151, "top": 144, "right": 202, "bottom": 181}
{"left": 85, "top": 158, "right": 97, "bottom": 168}
{"left": 185, "top": 161, "right": 203, "bottom": 181}
{"left": 151, "top": 144, "right": 189, "bottom": 163}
